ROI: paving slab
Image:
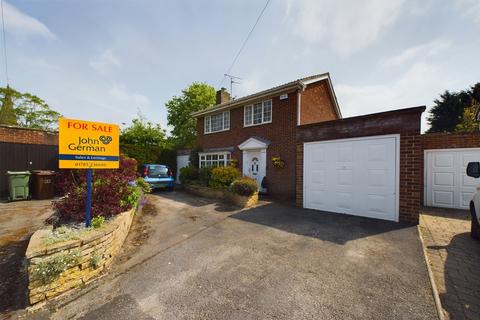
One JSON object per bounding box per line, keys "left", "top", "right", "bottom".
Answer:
{"left": 420, "top": 208, "right": 480, "bottom": 320}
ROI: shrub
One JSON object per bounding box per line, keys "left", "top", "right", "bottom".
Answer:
{"left": 31, "top": 250, "right": 81, "bottom": 284}
{"left": 198, "top": 167, "right": 212, "bottom": 186}
{"left": 135, "top": 177, "right": 152, "bottom": 194}
{"left": 179, "top": 165, "right": 199, "bottom": 184}
{"left": 209, "top": 166, "right": 241, "bottom": 189}
{"left": 53, "top": 156, "right": 140, "bottom": 223}
{"left": 230, "top": 177, "right": 258, "bottom": 196}
{"left": 91, "top": 216, "right": 105, "bottom": 229}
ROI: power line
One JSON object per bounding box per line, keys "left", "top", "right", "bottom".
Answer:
{"left": 218, "top": 0, "right": 271, "bottom": 88}
{"left": 0, "top": 0, "right": 8, "bottom": 86}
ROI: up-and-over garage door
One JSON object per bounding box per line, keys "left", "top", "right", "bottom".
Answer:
{"left": 424, "top": 149, "right": 480, "bottom": 210}
{"left": 303, "top": 135, "right": 399, "bottom": 221}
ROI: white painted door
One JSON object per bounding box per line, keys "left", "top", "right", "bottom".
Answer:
{"left": 425, "top": 149, "right": 480, "bottom": 209}
{"left": 176, "top": 155, "right": 190, "bottom": 183}
{"left": 304, "top": 135, "right": 399, "bottom": 221}
{"left": 248, "top": 151, "right": 261, "bottom": 185}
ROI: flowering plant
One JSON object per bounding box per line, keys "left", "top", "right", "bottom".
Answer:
{"left": 271, "top": 156, "right": 286, "bottom": 169}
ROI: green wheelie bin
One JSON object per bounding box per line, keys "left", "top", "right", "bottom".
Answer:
{"left": 6, "top": 171, "right": 31, "bottom": 201}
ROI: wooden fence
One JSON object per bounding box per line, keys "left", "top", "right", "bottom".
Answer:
{"left": 0, "top": 142, "right": 58, "bottom": 197}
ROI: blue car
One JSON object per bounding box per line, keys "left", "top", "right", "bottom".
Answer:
{"left": 141, "top": 164, "right": 174, "bottom": 191}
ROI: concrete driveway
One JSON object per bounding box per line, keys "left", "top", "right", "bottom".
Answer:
{"left": 25, "top": 191, "right": 437, "bottom": 320}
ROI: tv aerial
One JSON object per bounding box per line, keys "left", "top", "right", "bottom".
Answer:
{"left": 224, "top": 74, "right": 242, "bottom": 99}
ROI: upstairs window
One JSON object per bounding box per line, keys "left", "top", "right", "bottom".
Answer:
{"left": 244, "top": 100, "right": 272, "bottom": 126}
{"left": 205, "top": 111, "right": 230, "bottom": 134}
{"left": 199, "top": 152, "right": 231, "bottom": 168}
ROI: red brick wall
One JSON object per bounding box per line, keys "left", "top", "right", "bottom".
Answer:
{"left": 0, "top": 125, "right": 58, "bottom": 145}
{"left": 296, "top": 107, "right": 425, "bottom": 224}
{"left": 300, "top": 80, "right": 338, "bottom": 125}
{"left": 197, "top": 91, "right": 299, "bottom": 198}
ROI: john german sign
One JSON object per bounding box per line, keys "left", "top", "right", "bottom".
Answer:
{"left": 58, "top": 118, "right": 119, "bottom": 169}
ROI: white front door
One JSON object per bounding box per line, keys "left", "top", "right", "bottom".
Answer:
{"left": 425, "top": 149, "right": 480, "bottom": 209}
{"left": 176, "top": 155, "right": 190, "bottom": 183}
{"left": 304, "top": 135, "right": 399, "bottom": 221}
{"left": 248, "top": 152, "right": 261, "bottom": 184}
{"left": 242, "top": 149, "right": 266, "bottom": 189}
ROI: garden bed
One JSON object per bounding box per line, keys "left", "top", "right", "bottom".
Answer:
{"left": 25, "top": 203, "right": 139, "bottom": 307}
{"left": 184, "top": 184, "right": 258, "bottom": 208}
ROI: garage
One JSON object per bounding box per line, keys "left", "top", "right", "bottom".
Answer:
{"left": 303, "top": 135, "right": 399, "bottom": 221}
{"left": 424, "top": 148, "right": 480, "bottom": 209}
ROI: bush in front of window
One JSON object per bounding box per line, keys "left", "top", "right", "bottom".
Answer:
{"left": 230, "top": 177, "right": 258, "bottom": 197}
{"left": 179, "top": 166, "right": 199, "bottom": 184}
{"left": 209, "top": 167, "right": 241, "bottom": 189}
{"left": 198, "top": 167, "right": 213, "bottom": 186}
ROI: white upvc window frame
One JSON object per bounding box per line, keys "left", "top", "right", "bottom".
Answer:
{"left": 199, "top": 152, "right": 231, "bottom": 168}
{"left": 204, "top": 111, "right": 230, "bottom": 134}
{"left": 244, "top": 99, "right": 272, "bottom": 127}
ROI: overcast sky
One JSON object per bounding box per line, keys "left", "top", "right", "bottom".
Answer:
{"left": 2, "top": 0, "right": 479, "bottom": 132}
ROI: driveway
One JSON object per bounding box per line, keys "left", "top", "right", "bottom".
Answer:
{"left": 0, "top": 199, "right": 52, "bottom": 316}
{"left": 24, "top": 191, "right": 437, "bottom": 320}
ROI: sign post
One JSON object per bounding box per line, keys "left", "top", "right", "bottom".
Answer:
{"left": 58, "top": 118, "right": 119, "bottom": 227}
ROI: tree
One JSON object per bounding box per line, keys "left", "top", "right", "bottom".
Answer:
{"left": 120, "top": 114, "right": 168, "bottom": 165}
{"left": 455, "top": 100, "right": 479, "bottom": 132}
{"left": 165, "top": 82, "right": 215, "bottom": 148}
{"left": 0, "top": 86, "right": 19, "bottom": 125}
{"left": 427, "top": 83, "right": 480, "bottom": 133}
{"left": 0, "top": 86, "right": 61, "bottom": 130}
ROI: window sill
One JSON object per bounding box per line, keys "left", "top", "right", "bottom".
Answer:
{"left": 243, "top": 121, "right": 272, "bottom": 128}
{"left": 204, "top": 128, "right": 230, "bottom": 135}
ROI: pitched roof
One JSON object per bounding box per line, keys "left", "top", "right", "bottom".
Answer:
{"left": 191, "top": 72, "right": 341, "bottom": 118}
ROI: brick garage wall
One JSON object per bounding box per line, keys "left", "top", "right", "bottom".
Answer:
{"left": 300, "top": 80, "right": 338, "bottom": 125}
{"left": 420, "top": 132, "right": 480, "bottom": 205}
{"left": 197, "top": 90, "right": 299, "bottom": 199}
{"left": 296, "top": 106, "right": 425, "bottom": 224}
{"left": 0, "top": 125, "right": 58, "bottom": 145}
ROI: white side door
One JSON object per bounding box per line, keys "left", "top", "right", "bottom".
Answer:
{"left": 304, "top": 135, "right": 399, "bottom": 221}
{"left": 425, "top": 149, "right": 480, "bottom": 209}
{"left": 176, "top": 155, "right": 190, "bottom": 183}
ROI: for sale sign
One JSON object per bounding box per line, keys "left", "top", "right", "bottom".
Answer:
{"left": 58, "top": 118, "right": 119, "bottom": 169}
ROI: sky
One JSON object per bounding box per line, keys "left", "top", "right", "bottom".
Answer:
{"left": 1, "top": 0, "right": 479, "bottom": 132}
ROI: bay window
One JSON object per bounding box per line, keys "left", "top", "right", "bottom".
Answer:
{"left": 199, "top": 152, "right": 231, "bottom": 168}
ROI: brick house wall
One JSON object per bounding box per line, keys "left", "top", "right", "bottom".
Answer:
{"left": 299, "top": 80, "right": 338, "bottom": 125}
{"left": 197, "top": 89, "right": 299, "bottom": 198}
{"left": 0, "top": 125, "right": 58, "bottom": 145}
{"left": 296, "top": 106, "right": 425, "bottom": 224}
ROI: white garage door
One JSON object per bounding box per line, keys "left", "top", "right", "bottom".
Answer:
{"left": 304, "top": 135, "right": 399, "bottom": 221}
{"left": 425, "top": 149, "right": 480, "bottom": 209}
{"left": 176, "top": 155, "right": 190, "bottom": 183}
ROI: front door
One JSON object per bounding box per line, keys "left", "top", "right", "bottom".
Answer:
{"left": 250, "top": 155, "right": 260, "bottom": 183}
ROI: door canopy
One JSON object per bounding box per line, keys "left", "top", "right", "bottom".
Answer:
{"left": 238, "top": 137, "right": 270, "bottom": 151}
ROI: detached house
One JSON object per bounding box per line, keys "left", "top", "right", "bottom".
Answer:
{"left": 192, "top": 73, "right": 341, "bottom": 200}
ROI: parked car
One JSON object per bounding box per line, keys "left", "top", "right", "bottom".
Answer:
{"left": 466, "top": 162, "right": 480, "bottom": 240}
{"left": 141, "top": 164, "right": 174, "bottom": 191}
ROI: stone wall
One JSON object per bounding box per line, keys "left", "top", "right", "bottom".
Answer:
{"left": 25, "top": 206, "right": 136, "bottom": 307}
{"left": 184, "top": 185, "right": 258, "bottom": 208}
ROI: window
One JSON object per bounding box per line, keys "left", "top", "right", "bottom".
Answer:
{"left": 244, "top": 100, "right": 272, "bottom": 126}
{"left": 205, "top": 111, "right": 230, "bottom": 134}
{"left": 199, "top": 152, "right": 231, "bottom": 168}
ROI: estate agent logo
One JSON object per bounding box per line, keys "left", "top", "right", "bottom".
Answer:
{"left": 58, "top": 118, "right": 119, "bottom": 169}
